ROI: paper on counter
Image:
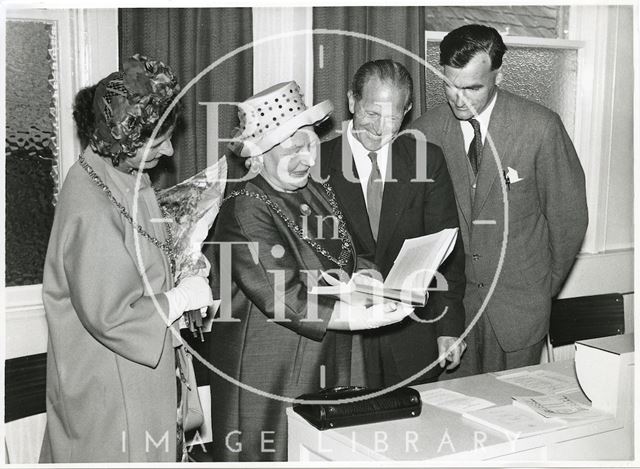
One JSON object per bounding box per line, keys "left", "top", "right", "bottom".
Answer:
{"left": 420, "top": 388, "right": 495, "bottom": 413}
{"left": 495, "top": 369, "right": 580, "bottom": 394}
{"left": 512, "top": 394, "right": 590, "bottom": 418}
{"left": 463, "top": 404, "right": 566, "bottom": 438}
{"left": 512, "top": 394, "right": 609, "bottom": 423}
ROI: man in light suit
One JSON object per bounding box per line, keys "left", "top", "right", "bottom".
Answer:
{"left": 411, "top": 25, "right": 588, "bottom": 376}
{"left": 320, "top": 60, "right": 466, "bottom": 386}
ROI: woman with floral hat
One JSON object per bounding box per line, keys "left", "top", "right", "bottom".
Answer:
{"left": 208, "top": 81, "right": 414, "bottom": 461}
{"left": 40, "top": 55, "right": 213, "bottom": 462}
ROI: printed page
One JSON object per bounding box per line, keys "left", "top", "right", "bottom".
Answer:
{"left": 384, "top": 228, "right": 458, "bottom": 291}
{"left": 352, "top": 274, "right": 425, "bottom": 305}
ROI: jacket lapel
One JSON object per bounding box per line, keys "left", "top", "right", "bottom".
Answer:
{"left": 473, "top": 90, "right": 514, "bottom": 217}
{"left": 441, "top": 114, "right": 473, "bottom": 229}
{"left": 375, "top": 137, "right": 418, "bottom": 260}
{"left": 327, "top": 138, "right": 376, "bottom": 254}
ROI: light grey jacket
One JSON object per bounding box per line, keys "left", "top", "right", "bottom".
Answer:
{"left": 411, "top": 89, "right": 588, "bottom": 352}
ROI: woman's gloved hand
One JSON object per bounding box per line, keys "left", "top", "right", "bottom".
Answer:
{"left": 164, "top": 276, "right": 214, "bottom": 323}
{"left": 327, "top": 300, "right": 414, "bottom": 331}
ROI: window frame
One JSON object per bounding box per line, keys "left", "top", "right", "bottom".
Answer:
{"left": 4, "top": 8, "right": 118, "bottom": 355}
{"left": 425, "top": 5, "right": 622, "bottom": 256}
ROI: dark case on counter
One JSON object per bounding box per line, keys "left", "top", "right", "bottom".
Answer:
{"left": 293, "top": 385, "right": 422, "bottom": 430}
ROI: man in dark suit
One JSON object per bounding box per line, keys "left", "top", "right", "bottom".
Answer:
{"left": 411, "top": 25, "right": 588, "bottom": 376}
{"left": 320, "top": 59, "right": 466, "bottom": 386}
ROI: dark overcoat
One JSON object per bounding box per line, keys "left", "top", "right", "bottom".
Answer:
{"left": 208, "top": 175, "right": 358, "bottom": 462}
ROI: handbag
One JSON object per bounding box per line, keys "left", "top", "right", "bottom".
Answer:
{"left": 292, "top": 386, "right": 421, "bottom": 431}
{"left": 177, "top": 349, "right": 205, "bottom": 433}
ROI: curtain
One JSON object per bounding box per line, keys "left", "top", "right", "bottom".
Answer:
{"left": 119, "top": 8, "right": 253, "bottom": 186}
{"left": 312, "top": 7, "right": 426, "bottom": 140}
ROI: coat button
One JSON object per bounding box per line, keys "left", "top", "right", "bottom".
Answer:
{"left": 472, "top": 254, "right": 480, "bottom": 261}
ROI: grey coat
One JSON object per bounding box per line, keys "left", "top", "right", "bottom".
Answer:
{"left": 40, "top": 150, "right": 180, "bottom": 462}
{"left": 411, "top": 89, "right": 588, "bottom": 352}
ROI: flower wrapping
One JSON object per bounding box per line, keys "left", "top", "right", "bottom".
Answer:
{"left": 156, "top": 157, "right": 227, "bottom": 338}
{"left": 156, "top": 156, "right": 228, "bottom": 284}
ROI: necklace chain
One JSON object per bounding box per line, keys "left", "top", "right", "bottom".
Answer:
{"left": 223, "top": 183, "right": 353, "bottom": 268}
{"left": 79, "top": 154, "right": 176, "bottom": 275}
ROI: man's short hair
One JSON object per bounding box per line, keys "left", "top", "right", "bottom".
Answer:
{"left": 440, "top": 24, "right": 508, "bottom": 70}
{"left": 351, "top": 59, "right": 413, "bottom": 110}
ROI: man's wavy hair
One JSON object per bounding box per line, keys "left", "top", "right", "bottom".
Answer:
{"left": 440, "top": 24, "right": 508, "bottom": 70}
{"left": 351, "top": 59, "right": 413, "bottom": 111}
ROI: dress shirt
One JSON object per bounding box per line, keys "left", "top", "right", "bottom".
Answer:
{"left": 460, "top": 90, "right": 498, "bottom": 153}
{"left": 346, "top": 119, "right": 390, "bottom": 209}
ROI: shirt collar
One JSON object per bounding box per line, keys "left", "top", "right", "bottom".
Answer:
{"left": 465, "top": 88, "right": 499, "bottom": 142}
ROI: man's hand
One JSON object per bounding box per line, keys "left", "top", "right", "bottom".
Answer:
{"left": 437, "top": 336, "right": 467, "bottom": 370}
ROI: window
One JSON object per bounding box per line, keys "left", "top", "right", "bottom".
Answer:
{"left": 424, "top": 5, "right": 634, "bottom": 260}
{"left": 5, "top": 19, "right": 60, "bottom": 287}
{"left": 425, "top": 6, "right": 581, "bottom": 136}
{"left": 425, "top": 38, "right": 580, "bottom": 135}
{"left": 425, "top": 5, "right": 570, "bottom": 39}
{"left": 4, "top": 9, "right": 117, "bottom": 356}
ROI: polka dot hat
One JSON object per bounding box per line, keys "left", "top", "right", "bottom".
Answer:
{"left": 230, "top": 81, "right": 333, "bottom": 157}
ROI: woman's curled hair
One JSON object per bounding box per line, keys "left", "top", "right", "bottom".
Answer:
{"left": 73, "top": 85, "right": 98, "bottom": 150}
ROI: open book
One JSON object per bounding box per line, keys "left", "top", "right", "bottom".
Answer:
{"left": 309, "top": 228, "right": 458, "bottom": 306}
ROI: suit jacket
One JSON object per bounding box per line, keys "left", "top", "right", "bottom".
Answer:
{"left": 320, "top": 133, "right": 465, "bottom": 385}
{"left": 411, "top": 88, "right": 588, "bottom": 352}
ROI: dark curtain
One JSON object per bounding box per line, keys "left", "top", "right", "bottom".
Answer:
{"left": 313, "top": 7, "right": 426, "bottom": 140}
{"left": 119, "top": 8, "right": 253, "bottom": 186}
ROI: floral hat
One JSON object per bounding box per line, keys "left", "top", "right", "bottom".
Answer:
{"left": 230, "top": 81, "right": 333, "bottom": 157}
{"left": 90, "top": 54, "right": 180, "bottom": 163}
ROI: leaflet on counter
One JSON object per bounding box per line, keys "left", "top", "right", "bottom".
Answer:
{"left": 511, "top": 394, "right": 609, "bottom": 422}
{"left": 494, "top": 369, "right": 580, "bottom": 394}
{"left": 463, "top": 404, "right": 566, "bottom": 438}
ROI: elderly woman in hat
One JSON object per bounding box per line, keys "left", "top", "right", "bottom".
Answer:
{"left": 40, "top": 54, "right": 213, "bottom": 463}
{"left": 208, "top": 81, "right": 413, "bottom": 462}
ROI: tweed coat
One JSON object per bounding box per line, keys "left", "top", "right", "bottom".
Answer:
{"left": 208, "top": 175, "right": 358, "bottom": 462}
{"left": 319, "top": 133, "right": 466, "bottom": 385}
{"left": 40, "top": 149, "right": 180, "bottom": 462}
{"left": 411, "top": 89, "right": 588, "bottom": 354}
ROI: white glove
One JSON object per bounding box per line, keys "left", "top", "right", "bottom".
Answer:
{"left": 164, "top": 276, "right": 214, "bottom": 323}
{"left": 328, "top": 300, "right": 414, "bottom": 331}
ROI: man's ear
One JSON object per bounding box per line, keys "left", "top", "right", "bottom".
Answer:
{"left": 347, "top": 90, "right": 356, "bottom": 115}
{"left": 495, "top": 68, "right": 504, "bottom": 86}
{"left": 404, "top": 101, "right": 413, "bottom": 116}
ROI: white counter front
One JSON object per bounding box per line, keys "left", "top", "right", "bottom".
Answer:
{"left": 286, "top": 360, "right": 634, "bottom": 462}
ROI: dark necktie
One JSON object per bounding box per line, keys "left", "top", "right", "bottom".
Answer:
{"left": 467, "top": 118, "right": 482, "bottom": 175}
{"left": 366, "top": 151, "right": 383, "bottom": 241}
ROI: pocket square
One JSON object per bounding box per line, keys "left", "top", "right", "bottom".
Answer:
{"left": 506, "top": 166, "right": 524, "bottom": 183}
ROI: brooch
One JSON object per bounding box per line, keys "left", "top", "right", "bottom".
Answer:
{"left": 300, "top": 203, "right": 312, "bottom": 216}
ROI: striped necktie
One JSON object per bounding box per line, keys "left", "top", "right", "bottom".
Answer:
{"left": 366, "top": 151, "right": 383, "bottom": 241}
{"left": 467, "top": 118, "right": 482, "bottom": 175}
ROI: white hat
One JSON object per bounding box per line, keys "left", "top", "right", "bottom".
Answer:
{"left": 230, "top": 81, "right": 333, "bottom": 157}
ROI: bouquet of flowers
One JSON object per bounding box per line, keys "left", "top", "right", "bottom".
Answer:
{"left": 156, "top": 156, "right": 228, "bottom": 339}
